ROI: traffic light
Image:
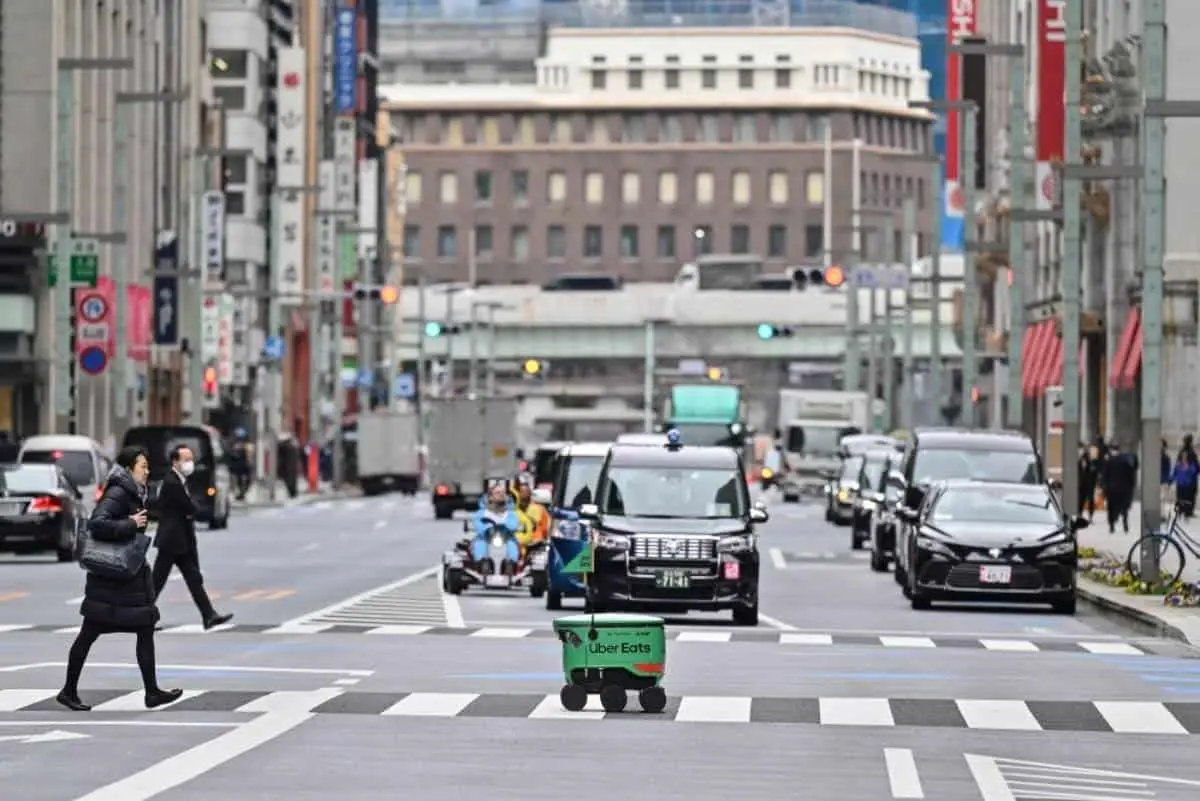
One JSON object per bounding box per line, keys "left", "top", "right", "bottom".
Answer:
{"left": 523, "top": 359, "right": 545, "bottom": 377}
{"left": 202, "top": 363, "right": 219, "bottom": 405}
{"left": 756, "top": 324, "right": 795, "bottom": 340}
{"left": 792, "top": 265, "right": 847, "bottom": 290}
{"left": 706, "top": 366, "right": 726, "bottom": 381}
{"left": 970, "top": 385, "right": 981, "bottom": 405}
{"left": 353, "top": 284, "right": 400, "bottom": 303}
{"left": 424, "top": 321, "right": 465, "bottom": 338}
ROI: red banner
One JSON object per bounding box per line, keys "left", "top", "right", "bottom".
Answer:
{"left": 90, "top": 277, "right": 152, "bottom": 363}
{"left": 1036, "top": 0, "right": 1067, "bottom": 161}
{"left": 946, "top": 0, "right": 977, "bottom": 183}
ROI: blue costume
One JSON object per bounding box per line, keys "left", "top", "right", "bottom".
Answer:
{"left": 470, "top": 496, "right": 521, "bottom": 563}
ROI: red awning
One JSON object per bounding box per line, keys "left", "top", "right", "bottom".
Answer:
{"left": 1120, "top": 314, "right": 1143, "bottom": 389}
{"left": 1037, "top": 333, "right": 1064, "bottom": 394}
{"left": 1024, "top": 321, "right": 1058, "bottom": 397}
{"left": 1022, "top": 322, "right": 1050, "bottom": 397}
{"left": 1042, "top": 340, "right": 1087, "bottom": 389}
{"left": 1110, "top": 308, "right": 1141, "bottom": 389}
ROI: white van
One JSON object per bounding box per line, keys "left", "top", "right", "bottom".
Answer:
{"left": 18, "top": 435, "right": 111, "bottom": 513}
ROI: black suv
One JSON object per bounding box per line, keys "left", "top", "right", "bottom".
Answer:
{"left": 578, "top": 437, "right": 765, "bottom": 626}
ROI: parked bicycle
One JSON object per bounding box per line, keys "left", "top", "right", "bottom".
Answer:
{"left": 1124, "top": 503, "right": 1200, "bottom": 586}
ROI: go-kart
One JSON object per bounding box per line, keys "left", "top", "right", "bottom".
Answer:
{"left": 442, "top": 518, "right": 548, "bottom": 596}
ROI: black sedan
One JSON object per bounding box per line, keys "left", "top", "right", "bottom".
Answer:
{"left": 0, "top": 464, "right": 86, "bottom": 562}
{"left": 898, "top": 479, "right": 1084, "bottom": 614}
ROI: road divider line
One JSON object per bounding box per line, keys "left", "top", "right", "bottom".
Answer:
{"left": 441, "top": 586, "right": 465, "bottom": 628}
{"left": 758, "top": 613, "right": 799, "bottom": 631}
{"left": 965, "top": 755, "right": 1016, "bottom": 801}
{"left": 280, "top": 564, "right": 440, "bottom": 627}
{"left": 768, "top": 548, "right": 787, "bottom": 570}
{"left": 884, "top": 748, "right": 925, "bottom": 799}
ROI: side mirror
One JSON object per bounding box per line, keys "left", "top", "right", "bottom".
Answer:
{"left": 904, "top": 485, "right": 925, "bottom": 511}
{"left": 578, "top": 503, "right": 600, "bottom": 520}
{"left": 750, "top": 507, "right": 769, "bottom": 524}
{"left": 531, "top": 488, "right": 552, "bottom": 506}
{"left": 1049, "top": 478, "right": 1063, "bottom": 491}
{"left": 1071, "top": 515, "right": 1090, "bottom": 531}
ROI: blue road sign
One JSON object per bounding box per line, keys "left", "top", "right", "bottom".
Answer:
{"left": 393, "top": 372, "right": 415, "bottom": 399}
{"left": 334, "top": 6, "right": 357, "bottom": 114}
{"left": 357, "top": 368, "right": 374, "bottom": 389}
{"left": 263, "top": 335, "right": 286, "bottom": 361}
{"left": 79, "top": 346, "right": 108, "bottom": 376}
{"left": 152, "top": 274, "right": 179, "bottom": 346}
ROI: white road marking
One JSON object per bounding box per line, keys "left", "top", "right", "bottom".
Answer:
{"left": 879, "top": 636, "right": 936, "bottom": 649}
{"left": 469, "top": 627, "right": 532, "bottom": 638}
{"left": 300, "top": 543, "right": 320, "bottom": 552}
{"left": 884, "top": 748, "right": 925, "bottom": 799}
{"left": 441, "top": 586, "right": 465, "bottom": 629}
{"left": 955, "top": 700, "right": 1041, "bottom": 731}
{"left": 0, "top": 662, "right": 372, "bottom": 677}
{"left": 381, "top": 693, "right": 477, "bottom": 717}
{"left": 234, "top": 688, "right": 343, "bottom": 714}
{"left": 364, "top": 625, "right": 432, "bottom": 635}
{"left": 979, "top": 639, "right": 1040, "bottom": 652}
{"left": 769, "top": 547, "right": 787, "bottom": 569}
{"left": 1094, "top": 701, "right": 1188, "bottom": 734}
{"left": 72, "top": 711, "right": 313, "bottom": 801}
{"left": 281, "top": 564, "right": 440, "bottom": 627}
{"left": 758, "top": 613, "right": 799, "bottom": 631}
{"left": 262, "top": 624, "right": 334, "bottom": 635}
{"left": 527, "top": 693, "right": 604, "bottom": 720}
{"left": 780, "top": 633, "right": 834, "bottom": 645}
{"left": 0, "top": 720, "right": 237, "bottom": 728}
{"left": 1079, "top": 641, "right": 1145, "bottom": 655}
{"left": 332, "top": 678, "right": 360, "bottom": 686}
{"left": 0, "top": 690, "right": 57, "bottom": 711}
{"left": 674, "top": 696, "right": 752, "bottom": 723}
{"left": 93, "top": 690, "right": 207, "bottom": 712}
{"left": 965, "top": 754, "right": 1017, "bottom": 801}
{"left": 65, "top": 596, "right": 83, "bottom": 605}
{"left": 0, "top": 624, "right": 32, "bottom": 633}
{"left": 676, "top": 631, "right": 733, "bottom": 643}
{"left": 818, "top": 697, "right": 894, "bottom": 727}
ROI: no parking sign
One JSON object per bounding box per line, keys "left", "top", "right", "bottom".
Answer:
{"left": 75, "top": 290, "right": 112, "bottom": 372}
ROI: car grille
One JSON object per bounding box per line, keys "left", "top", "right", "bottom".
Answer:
{"left": 632, "top": 536, "right": 714, "bottom": 561}
{"left": 944, "top": 564, "right": 1045, "bottom": 591}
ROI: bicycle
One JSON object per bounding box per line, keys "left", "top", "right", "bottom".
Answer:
{"left": 1124, "top": 503, "right": 1200, "bottom": 587}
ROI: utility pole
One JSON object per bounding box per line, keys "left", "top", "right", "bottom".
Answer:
{"left": 1003, "top": 49, "right": 1031, "bottom": 429}
{"left": 900, "top": 198, "right": 916, "bottom": 429}
{"left": 844, "top": 138, "right": 863, "bottom": 393}
{"left": 357, "top": 248, "right": 371, "bottom": 413}
{"left": 881, "top": 214, "right": 896, "bottom": 433}
{"left": 960, "top": 104, "right": 978, "bottom": 425}
{"left": 642, "top": 320, "right": 658, "bottom": 433}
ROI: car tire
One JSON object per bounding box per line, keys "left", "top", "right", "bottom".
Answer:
{"left": 824, "top": 507, "right": 834, "bottom": 522}
{"left": 545, "top": 591, "right": 563, "bottom": 611}
{"left": 869, "top": 548, "right": 888, "bottom": 572}
{"left": 446, "top": 571, "right": 464, "bottom": 595}
{"left": 732, "top": 603, "right": 758, "bottom": 626}
{"left": 908, "top": 568, "right": 931, "bottom": 609}
{"left": 529, "top": 584, "right": 545, "bottom": 599}
{"left": 851, "top": 529, "right": 865, "bottom": 550}
{"left": 1052, "top": 596, "right": 1077, "bottom": 615}
{"left": 56, "top": 546, "right": 73, "bottom": 563}
{"left": 434, "top": 503, "right": 454, "bottom": 520}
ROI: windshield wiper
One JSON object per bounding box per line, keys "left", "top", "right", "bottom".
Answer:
{"left": 628, "top": 513, "right": 684, "bottom": 519}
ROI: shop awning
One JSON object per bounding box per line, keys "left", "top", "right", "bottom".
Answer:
{"left": 1040, "top": 340, "right": 1086, "bottom": 391}
{"left": 1022, "top": 321, "right": 1056, "bottom": 398}
{"left": 1110, "top": 308, "right": 1141, "bottom": 390}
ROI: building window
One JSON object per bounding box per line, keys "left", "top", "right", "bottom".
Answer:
{"left": 475, "top": 170, "right": 493, "bottom": 202}
{"left": 474, "top": 225, "right": 493, "bottom": 257}
{"left": 511, "top": 226, "right": 530, "bottom": 260}
{"left": 444, "top": 117, "right": 464, "bottom": 145}
{"left": 480, "top": 116, "right": 500, "bottom": 145}
{"left": 805, "top": 225, "right": 824, "bottom": 258}
{"left": 665, "top": 69, "right": 680, "bottom": 89}
{"left": 547, "top": 225, "right": 566, "bottom": 258}
{"left": 701, "top": 69, "right": 717, "bottom": 89}
{"left": 591, "top": 70, "right": 606, "bottom": 89}
{"left": 547, "top": 171, "right": 567, "bottom": 203}
{"left": 731, "top": 171, "right": 751, "bottom": 205}
{"left": 517, "top": 116, "right": 535, "bottom": 144}
{"left": 768, "top": 171, "right": 789, "bottom": 205}
{"left": 768, "top": 224, "right": 786, "bottom": 258}
{"left": 512, "top": 170, "right": 528, "bottom": 203}
{"left": 210, "top": 49, "right": 249, "bottom": 78}
{"left": 437, "top": 226, "right": 457, "bottom": 258}
{"left": 698, "top": 114, "right": 718, "bottom": 141}
{"left": 213, "top": 86, "right": 245, "bottom": 111}
{"left": 695, "top": 171, "right": 714, "bottom": 205}
{"left": 660, "top": 115, "right": 682, "bottom": 142}
{"left": 738, "top": 69, "right": 754, "bottom": 89}
{"left": 621, "top": 172, "right": 640, "bottom": 204}
{"left": 769, "top": 113, "right": 793, "bottom": 142}
{"left": 658, "top": 171, "right": 677, "bottom": 204}
{"left": 623, "top": 114, "right": 645, "bottom": 142}
{"left": 775, "top": 69, "right": 791, "bottom": 88}
{"left": 584, "top": 225, "right": 602, "bottom": 257}
{"left": 225, "top": 191, "right": 245, "bottom": 216}
{"left": 585, "top": 172, "right": 604, "bottom": 204}
{"left": 656, "top": 225, "right": 676, "bottom": 258}
{"left": 222, "top": 155, "right": 248, "bottom": 184}
{"left": 619, "top": 225, "right": 639, "bottom": 258}
{"left": 805, "top": 171, "right": 824, "bottom": 205}
{"left": 590, "top": 117, "right": 609, "bottom": 143}
{"left": 693, "top": 225, "right": 713, "bottom": 256}
{"left": 733, "top": 114, "right": 755, "bottom": 142}
{"left": 628, "top": 69, "right": 643, "bottom": 89}
{"left": 550, "top": 116, "right": 572, "bottom": 143}
{"left": 439, "top": 172, "right": 458, "bottom": 204}
{"left": 405, "top": 172, "right": 423, "bottom": 205}
{"left": 730, "top": 225, "right": 750, "bottom": 254}
{"left": 403, "top": 225, "right": 420, "bottom": 259}
{"left": 808, "top": 114, "right": 829, "bottom": 141}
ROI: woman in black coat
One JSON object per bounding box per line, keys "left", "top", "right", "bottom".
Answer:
{"left": 57, "top": 446, "right": 182, "bottom": 711}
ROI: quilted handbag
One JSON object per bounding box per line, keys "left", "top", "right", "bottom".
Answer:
{"left": 77, "top": 524, "right": 151, "bottom": 582}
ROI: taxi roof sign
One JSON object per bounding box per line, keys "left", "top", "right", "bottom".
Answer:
{"left": 665, "top": 428, "right": 683, "bottom": 449}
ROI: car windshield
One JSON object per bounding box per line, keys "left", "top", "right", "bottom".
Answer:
{"left": 844, "top": 437, "right": 893, "bottom": 456}
{"left": 787, "top": 425, "right": 854, "bottom": 456}
{"left": 839, "top": 456, "right": 864, "bottom": 482}
{"left": 913, "top": 447, "right": 1041, "bottom": 485}
{"left": 123, "top": 428, "right": 213, "bottom": 476}
{"left": 0, "top": 465, "right": 57, "bottom": 493}
{"left": 670, "top": 423, "right": 739, "bottom": 448}
{"left": 533, "top": 449, "right": 559, "bottom": 486}
{"left": 20, "top": 450, "right": 94, "bottom": 487}
{"left": 600, "top": 466, "right": 745, "bottom": 518}
{"left": 862, "top": 459, "right": 887, "bottom": 490}
{"left": 559, "top": 456, "right": 603, "bottom": 509}
{"left": 931, "top": 488, "right": 1059, "bottom": 525}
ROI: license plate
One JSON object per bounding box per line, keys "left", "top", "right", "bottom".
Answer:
{"left": 0, "top": 503, "right": 23, "bottom": 515}
{"left": 723, "top": 562, "right": 740, "bottom": 580}
{"left": 484, "top": 575, "right": 510, "bottom": 588}
{"left": 655, "top": 570, "right": 690, "bottom": 589}
{"left": 979, "top": 565, "right": 1012, "bottom": 584}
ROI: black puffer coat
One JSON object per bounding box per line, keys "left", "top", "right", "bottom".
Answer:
{"left": 80, "top": 466, "right": 159, "bottom": 631}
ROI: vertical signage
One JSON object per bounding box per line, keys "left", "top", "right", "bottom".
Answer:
{"left": 200, "top": 296, "right": 220, "bottom": 367}
{"left": 317, "top": 160, "right": 338, "bottom": 293}
{"left": 152, "top": 233, "right": 179, "bottom": 347}
{"left": 274, "top": 47, "right": 307, "bottom": 305}
{"left": 1036, "top": 0, "right": 1067, "bottom": 210}
{"left": 357, "top": 158, "right": 379, "bottom": 263}
{"left": 334, "top": 3, "right": 358, "bottom": 115}
{"left": 944, "top": 0, "right": 977, "bottom": 248}
{"left": 217, "top": 293, "right": 235, "bottom": 385}
{"left": 201, "top": 192, "right": 225, "bottom": 284}
{"left": 231, "top": 296, "right": 250, "bottom": 386}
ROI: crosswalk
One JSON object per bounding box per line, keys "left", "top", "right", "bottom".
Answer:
{"left": 1, "top": 688, "right": 1197, "bottom": 732}
{"left": 281, "top": 571, "right": 452, "bottom": 628}
{"left": 0, "top": 622, "right": 1164, "bottom": 655}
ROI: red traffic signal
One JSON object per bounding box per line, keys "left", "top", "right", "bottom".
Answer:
{"left": 792, "top": 265, "right": 846, "bottom": 290}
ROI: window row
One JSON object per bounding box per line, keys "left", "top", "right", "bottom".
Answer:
{"left": 392, "top": 111, "right": 930, "bottom": 151}
{"left": 406, "top": 169, "right": 928, "bottom": 210}
{"left": 586, "top": 65, "right": 914, "bottom": 99}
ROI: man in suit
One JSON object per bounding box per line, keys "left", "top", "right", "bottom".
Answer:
{"left": 151, "top": 445, "right": 232, "bottom": 630}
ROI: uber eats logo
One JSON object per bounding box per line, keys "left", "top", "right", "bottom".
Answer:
{"left": 588, "top": 641, "right": 653, "bottom": 655}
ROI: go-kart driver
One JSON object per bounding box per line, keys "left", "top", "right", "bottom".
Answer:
{"left": 511, "top": 473, "right": 550, "bottom": 551}
{"left": 470, "top": 480, "right": 521, "bottom": 565}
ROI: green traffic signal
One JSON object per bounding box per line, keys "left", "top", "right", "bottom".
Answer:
{"left": 757, "top": 323, "right": 775, "bottom": 340}
{"left": 424, "top": 322, "right": 443, "bottom": 338}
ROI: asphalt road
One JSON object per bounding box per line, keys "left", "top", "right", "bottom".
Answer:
{"left": 1, "top": 493, "right": 1199, "bottom": 801}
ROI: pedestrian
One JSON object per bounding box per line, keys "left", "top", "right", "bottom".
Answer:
{"left": 1102, "top": 441, "right": 1139, "bottom": 534}
{"left": 229, "top": 428, "right": 252, "bottom": 501}
{"left": 1161, "top": 439, "right": 1173, "bottom": 509}
{"left": 1172, "top": 452, "right": 1199, "bottom": 518}
{"left": 1078, "top": 442, "right": 1099, "bottom": 521}
{"left": 151, "top": 445, "right": 232, "bottom": 630}
{"left": 58, "top": 446, "right": 182, "bottom": 711}
{"left": 1179, "top": 434, "right": 1198, "bottom": 468}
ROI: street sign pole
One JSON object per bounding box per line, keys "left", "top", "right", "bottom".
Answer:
{"left": 882, "top": 215, "right": 896, "bottom": 432}
{"left": 901, "top": 198, "right": 916, "bottom": 429}
{"left": 961, "top": 103, "right": 978, "bottom": 425}
{"left": 845, "top": 138, "right": 863, "bottom": 393}
{"left": 53, "top": 68, "right": 75, "bottom": 433}
{"left": 112, "top": 104, "right": 130, "bottom": 435}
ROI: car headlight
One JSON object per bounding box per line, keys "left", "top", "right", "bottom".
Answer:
{"left": 860, "top": 499, "right": 877, "bottom": 512}
{"left": 718, "top": 534, "right": 756, "bottom": 553}
{"left": 490, "top": 535, "right": 505, "bottom": 548}
{"left": 915, "top": 534, "right": 956, "bottom": 558}
{"left": 837, "top": 489, "right": 851, "bottom": 502}
{"left": 1039, "top": 541, "right": 1076, "bottom": 558}
{"left": 597, "top": 533, "right": 630, "bottom": 551}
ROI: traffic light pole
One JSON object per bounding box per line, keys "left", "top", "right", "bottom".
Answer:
{"left": 642, "top": 320, "right": 657, "bottom": 433}
{"left": 882, "top": 214, "right": 896, "bottom": 432}
{"left": 844, "top": 138, "right": 863, "bottom": 393}
{"left": 901, "top": 198, "right": 916, "bottom": 429}
{"left": 960, "top": 104, "right": 979, "bottom": 426}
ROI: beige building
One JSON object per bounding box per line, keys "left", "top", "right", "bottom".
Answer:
{"left": 383, "top": 26, "right": 940, "bottom": 286}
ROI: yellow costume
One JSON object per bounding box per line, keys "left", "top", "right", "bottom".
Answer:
{"left": 511, "top": 487, "right": 550, "bottom": 548}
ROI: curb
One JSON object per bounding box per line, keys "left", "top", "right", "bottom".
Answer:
{"left": 1076, "top": 580, "right": 1194, "bottom": 644}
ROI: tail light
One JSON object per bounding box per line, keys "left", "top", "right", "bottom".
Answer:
{"left": 28, "top": 497, "right": 62, "bottom": 513}
{"left": 435, "top": 484, "right": 450, "bottom": 496}
{"left": 94, "top": 486, "right": 104, "bottom": 502}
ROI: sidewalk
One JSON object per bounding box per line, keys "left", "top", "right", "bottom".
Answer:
{"left": 1076, "top": 501, "right": 1200, "bottom": 645}
{"left": 232, "top": 481, "right": 360, "bottom": 509}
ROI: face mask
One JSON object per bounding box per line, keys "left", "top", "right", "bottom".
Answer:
{"left": 180, "top": 460, "right": 195, "bottom": 477}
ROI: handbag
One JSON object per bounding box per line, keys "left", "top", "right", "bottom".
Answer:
{"left": 78, "top": 518, "right": 151, "bottom": 582}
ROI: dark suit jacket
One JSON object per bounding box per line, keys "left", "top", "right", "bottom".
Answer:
{"left": 153, "top": 470, "right": 198, "bottom": 556}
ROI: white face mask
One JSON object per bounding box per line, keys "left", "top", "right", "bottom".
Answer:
{"left": 180, "top": 460, "right": 195, "bottom": 477}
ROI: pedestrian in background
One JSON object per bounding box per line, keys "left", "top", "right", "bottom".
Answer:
{"left": 1161, "top": 439, "right": 1174, "bottom": 510}
{"left": 1078, "top": 442, "right": 1099, "bottom": 521}
{"left": 151, "top": 445, "right": 232, "bottom": 630}
{"left": 1102, "top": 441, "right": 1138, "bottom": 534}
{"left": 1171, "top": 451, "right": 1199, "bottom": 518}
{"left": 58, "top": 446, "right": 182, "bottom": 711}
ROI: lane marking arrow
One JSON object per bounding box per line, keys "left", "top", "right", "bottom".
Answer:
{"left": 0, "top": 729, "right": 91, "bottom": 744}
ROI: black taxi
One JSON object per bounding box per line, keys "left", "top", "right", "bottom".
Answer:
{"left": 577, "top": 429, "right": 766, "bottom": 626}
